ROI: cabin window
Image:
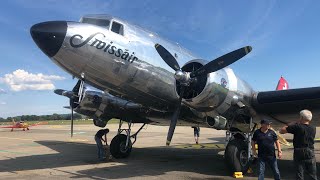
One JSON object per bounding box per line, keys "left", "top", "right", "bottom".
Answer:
{"left": 111, "top": 21, "right": 124, "bottom": 35}
{"left": 81, "top": 18, "right": 110, "bottom": 28}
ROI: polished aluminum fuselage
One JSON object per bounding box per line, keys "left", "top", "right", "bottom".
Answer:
{"left": 51, "top": 16, "right": 254, "bottom": 126}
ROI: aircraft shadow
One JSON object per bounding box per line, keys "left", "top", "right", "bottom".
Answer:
{"left": 0, "top": 141, "right": 98, "bottom": 173}
{"left": 0, "top": 140, "right": 228, "bottom": 178}
{"left": 0, "top": 140, "right": 319, "bottom": 179}
{"left": 60, "top": 142, "right": 229, "bottom": 179}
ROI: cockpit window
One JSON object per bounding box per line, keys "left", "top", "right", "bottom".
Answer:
{"left": 111, "top": 21, "right": 124, "bottom": 35}
{"left": 81, "top": 17, "right": 110, "bottom": 28}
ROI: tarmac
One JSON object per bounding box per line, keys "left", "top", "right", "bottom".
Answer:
{"left": 0, "top": 124, "right": 319, "bottom": 180}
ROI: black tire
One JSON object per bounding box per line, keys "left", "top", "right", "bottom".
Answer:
{"left": 225, "top": 139, "right": 250, "bottom": 174}
{"left": 110, "top": 134, "right": 132, "bottom": 159}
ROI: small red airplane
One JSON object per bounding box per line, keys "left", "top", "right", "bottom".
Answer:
{"left": 0, "top": 119, "right": 48, "bottom": 131}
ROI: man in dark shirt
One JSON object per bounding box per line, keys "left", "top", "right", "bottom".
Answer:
{"left": 95, "top": 128, "right": 109, "bottom": 161}
{"left": 280, "top": 109, "right": 317, "bottom": 180}
{"left": 252, "top": 119, "right": 282, "bottom": 180}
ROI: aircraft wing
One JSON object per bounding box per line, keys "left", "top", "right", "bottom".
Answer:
{"left": 252, "top": 87, "right": 320, "bottom": 126}
{"left": 30, "top": 122, "right": 48, "bottom": 126}
{"left": 0, "top": 126, "right": 17, "bottom": 128}
{"left": 0, "top": 126, "right": 22, "bottom": 128}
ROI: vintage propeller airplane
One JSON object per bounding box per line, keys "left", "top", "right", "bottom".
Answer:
{"left": 30, "top": 14, "right": 320, "bottom": 173}
{"left": 0, "top": 119, "right": 48, "bottom": 131}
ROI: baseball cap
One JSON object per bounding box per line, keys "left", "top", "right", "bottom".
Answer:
{"left": 260, "top": 119, "right": 272, "bottom": 124}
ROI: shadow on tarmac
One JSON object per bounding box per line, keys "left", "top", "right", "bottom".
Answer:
{"left": 0, "top": 140, "right": 319, "bottom": 179}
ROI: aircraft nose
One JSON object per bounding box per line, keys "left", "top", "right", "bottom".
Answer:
{"left": 30, "top": 21, "right": 67, "bottom": 57}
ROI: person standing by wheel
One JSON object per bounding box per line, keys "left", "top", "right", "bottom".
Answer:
{"left": 252, "top": 119, "right": 282, "bottom": 180}
{"left": 95, "top": 128, "right": 109, "bottom": 161}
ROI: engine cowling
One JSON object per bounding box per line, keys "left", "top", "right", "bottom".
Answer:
{"left": 178, "top": 59, "right": 230, "bottom": 112}
{"left": 73, "top": 89, "right": 144, "bottom": 122}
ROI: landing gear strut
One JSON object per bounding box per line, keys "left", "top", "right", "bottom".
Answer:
{"left": 110, "top": 119, "right": 146, "bottom": 158}
{"left": 224, "top": 123, "right": 256, "bottom": 173}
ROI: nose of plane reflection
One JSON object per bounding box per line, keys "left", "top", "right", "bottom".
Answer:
{"left": 30, "top": 21, "right": 67, "bottom": 57}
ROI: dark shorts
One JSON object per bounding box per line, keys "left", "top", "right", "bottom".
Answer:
{"left": 194, "top": 131, "right": 199, "bottom": 137}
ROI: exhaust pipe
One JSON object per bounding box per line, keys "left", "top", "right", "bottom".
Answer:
{"left": 206, "top": 116, "right": 227, "bottom": 130}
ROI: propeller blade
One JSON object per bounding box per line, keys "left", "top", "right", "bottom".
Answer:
{"left": 166, "top": 87, "right": 185, "bottom": 146}
{"left": 155, "top": 43, "right": 180, "bottom": 71}
{"left": 190, "top": 46, "right": 252, "bottom": 78}
{"left": 71, "top": 101, "right": 74, "bottom": 138}
{"left": 73, "top": 80, "right": 82, "bottom": 93}
{"left": 54, "top": 89, "right": 66, "bottom": 95}
{"left": 54, "top": 89, "right": 74, "bottom": 98}
{"left": 70, "top": 79, "right": 82, "bottom": 138}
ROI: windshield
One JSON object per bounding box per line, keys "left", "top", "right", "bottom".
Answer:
{"left": 81, "top": 17, "right": 110, "bottom": 28}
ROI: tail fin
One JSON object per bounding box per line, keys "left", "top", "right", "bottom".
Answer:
{"left": 12, "top": 119, "right": 16, "bottom": 125}
{"left": 276, "top": 76, "right": 289, "bottom": 90}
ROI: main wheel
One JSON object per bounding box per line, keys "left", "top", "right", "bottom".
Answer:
{"left": 110, "top": 134, "right": 132, "bottom": 159}
{"left": 225, "top": 139, "right": 250, "bottom": 173}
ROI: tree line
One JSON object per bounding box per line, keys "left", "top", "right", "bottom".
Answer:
{"left": 0, "top": 113, "right": 85, "bottom": 122}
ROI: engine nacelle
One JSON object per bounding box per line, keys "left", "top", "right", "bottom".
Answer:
{"left": 73, "top": 89, "right": 143, "bottom": 124}
{"left": 179, "top": 60, "right": 230, "bottom": 111}
{"left": 93, "top": 117, "right": 107, "bottom": 127}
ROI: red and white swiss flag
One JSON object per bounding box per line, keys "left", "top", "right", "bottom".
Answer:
{"left": 276, "top": 76, "right": 289, "bottom": 90}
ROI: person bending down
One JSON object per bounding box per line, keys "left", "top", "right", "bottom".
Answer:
{"left": 95, "top": 128, "right": 109, "bottom": 161}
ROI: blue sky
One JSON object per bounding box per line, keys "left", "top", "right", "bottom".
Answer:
{"left": 1, "top": 0, "right": 320, "bottom": 118}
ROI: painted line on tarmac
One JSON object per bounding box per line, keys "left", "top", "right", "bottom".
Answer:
{"left": 172, "top": 143, "right": 295, "bottom": 150}
{"left": 50, "top": 125, "right": 63, "bottom": 128}
{"left": 0, "top": 149, "right": 32, "bottom": 155}
{"left": 68, "top": 132, "right": 86, "bottom": 135}
{"left": 173, "top": 143, "right": 225, "bottom": 149}
{"left": 0, "top": 137, "right": 34, "bottom": 141}
{"left": 16, "top": 142, "right": 41, "bottom": 147}
{"left": 68, "top": 138, "right": 89, "bottom": 142}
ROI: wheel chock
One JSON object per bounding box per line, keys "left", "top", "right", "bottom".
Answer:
{"left": 233, "top": 172, "right": 243, "bottom": 178}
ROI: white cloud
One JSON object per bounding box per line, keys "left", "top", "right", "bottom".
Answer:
{"left": 0, "top": 88, "right": 6, "bottom": 94}
{"left": 0, "top": 102, "right": 6, "bottom": 105}
{"left": 0, "top": 69, "right": 65, "bottom": 91}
